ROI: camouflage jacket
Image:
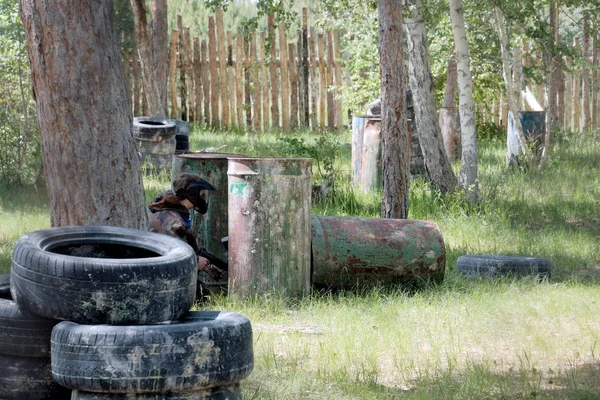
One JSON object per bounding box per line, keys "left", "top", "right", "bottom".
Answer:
{"left": 148, "top": 191, "right": 199, "bottom": 252}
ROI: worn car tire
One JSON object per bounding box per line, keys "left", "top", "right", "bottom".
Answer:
{"left": 0, "top": 354, "right": 71, "bottom": 400}
{"left": 0, "top": 273, "right": 10, "bottom": 298}
{"left": 456, "top": 255, "right": 551, "bottom": 278}
{"left": 133, "top": 117, "right": 177, "bottom": 140}
{"left": 0, "top": 296, "right": 59, "bottom": 357}
{"left": 11, "top": 226, "right": 197, "bottom": 325}
{"left": 71, "top": 384, "right": 241, "bottom": 400}
{"left": 52, "top": 311, "right": 253, "bottom": 393}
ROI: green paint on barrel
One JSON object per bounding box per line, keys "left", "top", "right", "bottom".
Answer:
{"left": 172, "top": 153, "right": 248, "bottom": 261}
{"left": 228, "top": 158, "right": 313, "bottom": 298}
{"left": 311, "top": 215, "right": 445, "bottom": 288}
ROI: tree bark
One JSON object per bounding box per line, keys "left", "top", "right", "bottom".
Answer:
{"left": 131, "top": 0, "right": 167, "bottom": 117}
{"left": 443, "top": 54, "right": 457, "bottom": 108}
{"left": 449, "top": 0, "right": 478, "bottom": 203}
{"left": 20, "top": 0, "right": 147, "bottom": 229}
{"left": 582, "top": 17, "right": 591, "bottom": 131}
{"left": 540, "top": 0, "right": 559, "bottom": 169}
{"left": 405, "top": 0, "right": 457, "bottom": 194}
{"left": 379, "top": 0, "right": 409, "bottom": 219}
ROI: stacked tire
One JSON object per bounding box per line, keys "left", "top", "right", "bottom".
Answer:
{"left": 170, "top": 119, "right": 191, "bottom": 154}
{"left": 133, "top": 117, "right": 177, "bottom": 174}
{"left": 6, "top": 226, "right": 253, "bottom": 399}
{"left": 0, "top": 274, "right": 70, "bottom": 400}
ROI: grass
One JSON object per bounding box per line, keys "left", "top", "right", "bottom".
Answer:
{"left": 1, "top": 127, "right": 599, "bottom": 399}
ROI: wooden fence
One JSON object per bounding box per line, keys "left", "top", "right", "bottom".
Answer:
{"left": 125, "top": 8, "right": 346, "bottom": 132}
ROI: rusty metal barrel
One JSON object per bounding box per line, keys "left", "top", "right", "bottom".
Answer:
{"left": 172, "top": 152, "right": 247, "bottom": 261}
{"left": 311, "top": 215, "right": 445, "bottom": 288}
{"left": 228, "top": 158, "right": 312, "bottom": 298}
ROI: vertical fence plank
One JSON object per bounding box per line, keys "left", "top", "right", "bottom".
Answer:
{"left": 168, "top": 29, "right": 180, "bottom": 119}
{"left": 317, "top": 33, "right": 326, "bottom": 131}
{"left": 227, "top": 31, "right": 237, "bottom": 129}
{"left": 279, "top": 22, "right": 290, "bottom": 131}
{"left": 216, "top": 9, "right": 230, "bottom": 130}
{"left": 268, "top": 14, "right": 279, "bottom": 129}
{"left": 184, "top": 27, "right": 194, "bottom": 122}
{"left": 177, "top": 16, "right": 187, "bottom": 121}
{"left": 236, "top": 33, "right": 244, "bottom": 128}
{"left": 132, "top": 58, "right": 140, "bottom": 116}
{"left": 201, "top": 39, "right": 210, "bottom": 125}
{"left": 193, "top": 37, "right": 203, "bottom": 124}
{"left": 593, "top": 28, "right": 599, "bottom": 127}
{"left": 300, "top": 8, "right": 310, "bottom": 128}
{"left": 260, "top": 32, "right": 270, "bottom": 130}
{"left": 289, "top": 42, "right": 298, "bottom": 130}
{"left": 251, "top": 32, "right": 261, "bottom": 131}
{"left": 208, "top": 16, "right": 219, "bottom": 128}
{"left": 244, "top": 31, "right": 252, "bottom": 127}
{"left": 333, "top": 31, "right": 344, "bottom": 129}
{"left": 308, "top": 28, "right": 317, "bottom": 130}
{"left": 326, "top": 31, "right": 335, "bottom": 130}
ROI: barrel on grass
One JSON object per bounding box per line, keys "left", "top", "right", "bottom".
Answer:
{"left": 519, "top": 111, "right": 546, "bottom": 148}
{"left": 228, "top": 158, "right": 312, "bottom": 298}
{"left": 133, "top": 117, "right": 176, "bottom": 174}
{"left": 311, "top": 215, "right": 446, "bottom": 288}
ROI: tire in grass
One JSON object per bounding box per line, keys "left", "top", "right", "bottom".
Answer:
{"left": 51, "top": 311, "right": 253, "bottom": 393}
{"left": 71, "top": 385, "right": 241, "bottom": 400}
{"left": 133, "top": 117, "right": 177, "bottom": 141}
{"left": 0, "top": 273, "right": 10, "bottom": 298}
{"left": 456, "top": 255, "right": 551, "bottom": 278}
{"left": 10, "top": 226, "right": 197, "bottom": 325}
{"left": 0, "top": 353, "right": 71, "bottom": 400}
{"left": 0, "top": 296, "right": 59, "bottom": 357}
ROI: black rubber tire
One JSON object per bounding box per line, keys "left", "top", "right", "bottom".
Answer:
{"left": 133, "top": 117, "right": 177, "bottom": 140}
{"left": 0, "top": 273, "right": 10, "bottom": 299}
{"left": 0, "top": 354, "right": 71, "bottom": 400}
{"left": 456, "top": 255, "right": 551, "bottom": 278}
{"left": 71, "top": 384, "right": 241, "bottom": 400}
{"left": 175, "top": 135, "right": 190, "bottom": 153}
{"left": 51, "top": 311, "right": 253, "bottom": 394}
{"left": 11, "top": 226, "right": 197, "bottom": 325}
{"left": 0, "top": 297, "right": 59, "bottom": 357}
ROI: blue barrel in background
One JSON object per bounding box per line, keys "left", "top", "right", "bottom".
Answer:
{"left": 519, "top": 111, "right": 546, "bottom": 142}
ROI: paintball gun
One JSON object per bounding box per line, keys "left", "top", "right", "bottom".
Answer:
{"left": 197, "top": 236, "right": 229, "bottom": 280}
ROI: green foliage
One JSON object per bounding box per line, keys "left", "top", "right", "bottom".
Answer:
{"left": 0, "top": 0, "right": 42, "bottom": 186}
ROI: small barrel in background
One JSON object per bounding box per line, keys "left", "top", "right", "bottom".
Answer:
{"left": 311, "top": 214, "right": 445, "bottom": 288}
{"left": 519, "top": 111, "right": 546, "bottom": 145}
{"left": 168, "top": 119, "right": 190, "bottom": 154}
{"left": 228, "top": 158, "right": 312, "bottom": 298}
{"left": 172, "top": 152, "right": 247, "bottom": 261}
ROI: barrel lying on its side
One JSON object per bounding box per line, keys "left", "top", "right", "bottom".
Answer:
{"left": 311, "top": 215, "right": 445, "bottom": 288}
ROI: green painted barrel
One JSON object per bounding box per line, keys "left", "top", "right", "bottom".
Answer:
{"left": 228, "top": 158, "right": 313, "bottom": 298}
{"left": 311, "top": 215, "right": 445, "bottom": 288}
{"left": 172, "top": 152, "right": 247, "bottom": 261}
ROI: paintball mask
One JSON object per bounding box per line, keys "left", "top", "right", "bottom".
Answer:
{"left": 175, "top": 181, "right": 215, "bottom": 214}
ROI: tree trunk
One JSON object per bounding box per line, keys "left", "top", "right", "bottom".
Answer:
{"left": 20, "top": 0, "right": 147, "bottom": 229}
{"left": 379, "top": 0, "right": 409, "bottom": 219}
{"left": 131, "top": 0, "right": 167, "bottom": 117}
{"left": 494, "top": 7, "right": 527, "bottom": 162}
{"left": 405, "top": 0, "right": 457, "bottom": 194}
{"left": 449, "top": 0, "right": 478, "bottom": 203}
{"left": 582, "top": 17, "right": 591, "bottom": 131}
{"left": 443, "top": 54, "right": 457, "bottom": 108}
{"left": 540, "top": 1, "right": 559, "bottom": 168}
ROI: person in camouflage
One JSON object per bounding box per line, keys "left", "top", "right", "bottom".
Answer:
{"left": 148, "top": 173, "right": 224, "bottom": 278}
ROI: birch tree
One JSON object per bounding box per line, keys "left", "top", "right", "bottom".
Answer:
{"left": 379, "top": 0, "right": 410, "bottom": 218}
{"left": 449, "top": 0, "right": 478, "bottom": 202}
{"left": 20, "top": 0, "right": 148, "bottom": 228}
{"left": 405, "top": 0, "right": 458, "bottom": 194}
